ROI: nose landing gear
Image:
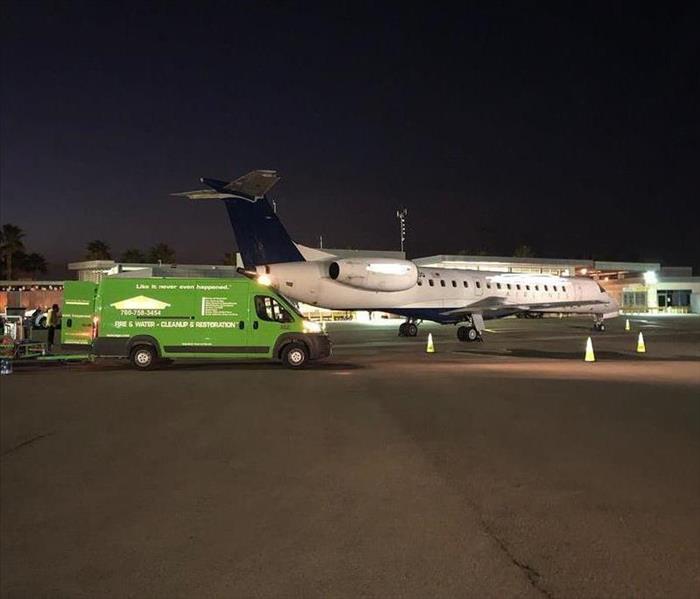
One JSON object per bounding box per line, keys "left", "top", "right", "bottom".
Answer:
{"left": 457, "top": 325, "right": 482, "bottom": 342}
{"left": 592, "top": 315, "right": 606, "bottom": 332}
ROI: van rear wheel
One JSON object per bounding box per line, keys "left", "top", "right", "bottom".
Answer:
{"left": 281, "top": 343, "right": 309, "bottom": 368}
{"left": 130, "top": 345, "right": 157, "bottom": 370}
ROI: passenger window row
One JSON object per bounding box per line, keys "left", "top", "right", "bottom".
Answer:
{"left": 416, "top": 276, "right": 568, "bottom": 293}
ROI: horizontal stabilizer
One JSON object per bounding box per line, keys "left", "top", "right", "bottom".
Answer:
{"left": 171, "top": 189, "right": 238, "bottom": 200}
{"left": 223, "top": 170, "right": 280, "bottom": 198}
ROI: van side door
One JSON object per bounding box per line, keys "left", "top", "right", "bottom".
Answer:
{"left": 61, "top": 281, "right": 97, "bottom": 345}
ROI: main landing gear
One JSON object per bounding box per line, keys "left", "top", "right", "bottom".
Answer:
{"left": 398, "top": 320, "right": 419, "bottom": 337}
{"left": 456, "top": 314, "right": 484, "bottom": 342}
{"left": 457, "top": 325, "right": 482, "bottom": 342}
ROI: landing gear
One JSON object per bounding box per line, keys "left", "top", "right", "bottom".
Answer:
{"left": 398, "top": 321, "right": 418, "bottom": 337}
{"left": 457, "top": 325, "right": 481, "bottom": 342}
{"left": 592, "top": 315, "right": 606, "bottom": 332}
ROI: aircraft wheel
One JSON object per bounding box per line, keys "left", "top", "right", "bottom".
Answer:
{"left": 458, "top": 326, "right": 479, "bottom": 342}
{"left": 398, "top": 323, "right": 407, "bottom": 336}
{"left": 406, "top": 323, "right": 418, "bottom": 337}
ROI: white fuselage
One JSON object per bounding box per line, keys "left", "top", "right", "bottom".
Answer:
{"left": 257, "top": 261, "right": 619, "bottom": 322}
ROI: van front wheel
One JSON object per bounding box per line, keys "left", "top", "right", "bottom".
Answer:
{"left": 281, "top": 343, "right": 309, "bottom": 368}
{"left": 130, "top": 345, "right": 157, "bottom": 370}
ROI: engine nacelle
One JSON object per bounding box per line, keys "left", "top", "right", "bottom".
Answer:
{"left": 328, "top": 258, "right": 418, "bottom": 292}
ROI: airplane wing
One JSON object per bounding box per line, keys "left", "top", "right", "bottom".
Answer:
{"left": 441, "top": 298, "right": 609, "bottom": 316}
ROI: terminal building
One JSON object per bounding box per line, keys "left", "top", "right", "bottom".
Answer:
{"left": 2, "top": 253, "right": 699, "bottom": 316}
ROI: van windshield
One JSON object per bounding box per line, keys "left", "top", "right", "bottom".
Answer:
{"left": 255, "top": 296, "right": 294, "bottom": 323}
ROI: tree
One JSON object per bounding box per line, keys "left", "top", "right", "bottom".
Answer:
{"left": 223, "top": 252, "right": 237, "bottom": 266}
{"left": 85, "top": 240, "right": 112, "bottom": 260}
{"left": 15, "top": 252, "right": 48, "bottom": 279}
{"left": 120, "top": 248, "right": 146, "bottom": 263}
{"left": 1, "top": 223, "right": 26, "bottom": 279}
{"left": 148, "top": 243, "right": 175, "bottom": 264}
{"left": 513, "top": 244, "right": 536, "bottom": 258}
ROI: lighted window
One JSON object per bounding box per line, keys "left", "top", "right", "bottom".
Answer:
{"left": 255, "top": 296, "right": 293, "bottom": 323}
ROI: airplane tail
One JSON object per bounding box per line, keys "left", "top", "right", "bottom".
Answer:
{"left": 174, "top": 170, "right": 305, "bottom": 269}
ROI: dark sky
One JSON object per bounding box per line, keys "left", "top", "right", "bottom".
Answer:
{"left": 2, "top": 1, "right": 699, "bottom": 272}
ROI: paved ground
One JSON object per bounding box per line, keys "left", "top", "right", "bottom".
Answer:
{"left": 2, "top": 315, "right": 699, "bottom": 598}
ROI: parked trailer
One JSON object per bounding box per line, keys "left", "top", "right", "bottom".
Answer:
{"left": 61, "top": 277, "right": 331, "bottom": 369}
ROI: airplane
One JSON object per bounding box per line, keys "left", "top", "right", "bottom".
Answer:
{"left": 175, "top": 170, "right": 620, "bottom": 341}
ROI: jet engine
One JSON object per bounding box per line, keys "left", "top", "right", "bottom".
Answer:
{"left": 328, "top": 258, "right": 418, "bottom": 292}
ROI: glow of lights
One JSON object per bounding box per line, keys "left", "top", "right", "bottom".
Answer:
{"left": 257, "top": 274, "right": 272, "bottom": 286}
{"left": 303, "top": 320, "right": 322, "bottom": 333}
{"left": 643, "top": 271, "right": 658, "bottom": 285}
{"left": 366, "top": 263, "right": 412, "bottom": 275}
{"left": 580, "top": 268, "right": 588, "bottom": 275}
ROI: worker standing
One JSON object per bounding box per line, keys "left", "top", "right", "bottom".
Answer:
{"left": 46, "top": 303, "right": 60, "bottom": 350}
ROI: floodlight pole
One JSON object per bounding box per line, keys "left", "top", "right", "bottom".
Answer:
{"left": 396, "top": 208, "right": 408, "bottom": 253}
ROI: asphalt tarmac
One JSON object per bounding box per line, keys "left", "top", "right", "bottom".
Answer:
{"left": 2, "top": 315, "right": 699, "bottom": 598}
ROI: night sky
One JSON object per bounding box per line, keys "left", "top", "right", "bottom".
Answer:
{"left": 2, "top": 1, "right": 699, "bottom": 274}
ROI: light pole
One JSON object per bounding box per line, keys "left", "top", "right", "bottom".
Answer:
{"left": 396, "top": 208, "right": 407, "bottom": 253}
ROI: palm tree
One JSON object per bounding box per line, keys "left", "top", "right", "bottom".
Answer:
{"left": 120, "top": 248, "right": 146, "bottom": 263}
{"left": 16, "top": 252, "right": 48, "bottom": 279}
{"left": 148, "top": 243, "right": 176, "bottom": 264}
{"left": 1, "top": 223, "right": 26, "bottom": 279}
{"left": 85, "top": 240, "right": 112, "bottom": 260}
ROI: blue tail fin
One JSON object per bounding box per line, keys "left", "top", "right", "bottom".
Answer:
{"left": 191, "top": 170, "right": 305, "bottom": 269}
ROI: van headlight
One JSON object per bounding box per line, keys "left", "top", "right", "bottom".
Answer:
{"left": 303, "top": 320, "right": 322, "bottom": 333}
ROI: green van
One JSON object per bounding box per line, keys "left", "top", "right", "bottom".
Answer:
{"left": 61, "top": 277, "right": 331, "bottom": 369}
